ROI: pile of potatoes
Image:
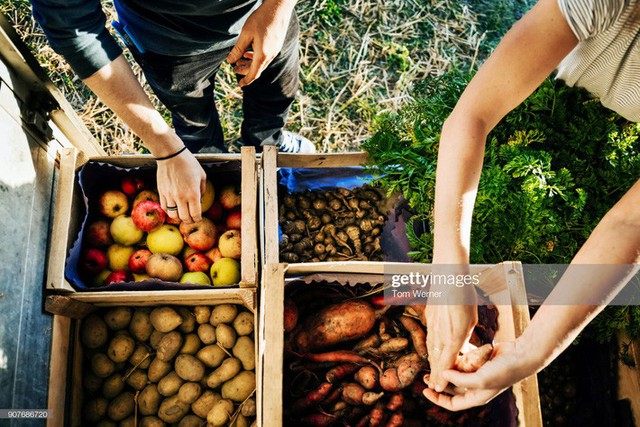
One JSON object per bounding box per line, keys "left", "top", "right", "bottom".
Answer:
{"left": 80, "top": 304, "right": 256, "bottom": 426}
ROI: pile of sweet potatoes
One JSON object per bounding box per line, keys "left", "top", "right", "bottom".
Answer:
{"left": 283, "top": 284, "right": 500, "bottom": 426}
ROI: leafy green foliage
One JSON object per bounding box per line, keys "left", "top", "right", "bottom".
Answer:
{"left": 363, "top": 71, "right": 640, "bottom": 342}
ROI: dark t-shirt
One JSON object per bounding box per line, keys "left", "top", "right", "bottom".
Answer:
{"left": 30, "top": 0, "right": 260, "bottom": 79}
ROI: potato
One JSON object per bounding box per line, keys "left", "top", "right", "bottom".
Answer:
{"left": 104, "top": 307, "right": 132, "bottom": 330}
{"left": 150, "top": 307, "right": 183, "bottom": 332}
{"left": 177, "top": 307, "right": 196, "bottom": 333}
{"left": 129, "top": 308, "right": 153, "bottom": 341}
{"left": 175, "top": 354, "right": 205, "bottom": 381}
{"left": 119, "top": 416, "right": 135, "bottom": 427}
{"left": 178, "top": 382, "right": 202, "bottom": 404}
{"left": 216, "top": 324, "right": 237, "bottom": 349}
{"left": 138, "top": 384, "right": 161, "bottom": 416}
{"left": 108, "top": 392, "right": 135, "bottom": 421}
{"left": 148, "top": 358, "right": 172, "bottom": 382}
{"left": 194, "top": 306, "right": 211, "bottom": 324}
{"left": 157, "top": 371, "right": 184, "bottom": 396}
{"left": 125, "top": 369, "right": 149, "bottom": 390}
{"left": 206, "top": 357, "right": 241, "bottom": 388}
{"left": 178, "top": 414, "right": 204, "bottom": 427}
{"left": 96, "top": 421, "right": 117, "bottom": 427}
{"left": 157, "top": 331, "right": 183, "bottom": 362}
{"left": 83, "top": 397, "right": 108, "bottom": 423}
{"left": 210, "top": 304, "right": 238, "bottom": 326}
{"left": 231, "top": 413, "right": 249, "bottom": 427}
{"left": 191, "top": 390, "right": 221, "bottom": 418}
{"left": 81, "top": 315, "right": 109, "bottom": 349}
{"left": 207, "top": 399, "right": 234, "bottom": 427}
{"left": 140, "top": 416, "right": 165, "bottom": 427}
{"left": 232, "top": 336, "right": 255, "bottom": 370}
{"left": 83, "top": 371, "right": 103, "bottom": 393}
{"left": 197, "top": 324, "right": 216, "bottom": 344}
{"left": 129, "top": 343, "right": 152, "bottom": 369}
{"left": 91, "top": 353, "right": 115, "bottom": 378}
{"left": 179, "top": 333, "right": 201, "bottom": 355}
{"left": 107, "top": 334, "right": 135, "bottom": 363}
{"left": 102, "top": 373, "right": 125, "bottom": 399}
{"left": 233, "top": 311, "right": 254, "bottom": 336}
{"left": 196, "top": 345, "right": 226, "bottom": 368}
{"left": 157, "top": 395, "right": 190, "bottom": 423}
{"left": 149, "top": 330, "right": 166, "bottom": 350}
{"left": 240, "top": 397, "right": 256, "bottom": 417}
{"left": 221, "top": 371, "right": 256, "bottom": 402}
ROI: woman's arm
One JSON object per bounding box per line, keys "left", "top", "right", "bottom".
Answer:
{"left": 427, "top": 0, "right": 578, "bottom": 393}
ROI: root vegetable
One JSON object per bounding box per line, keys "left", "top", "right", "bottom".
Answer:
{"left": 150, "top": 307, "right": 183, "bottom": 332}
{"left": 369, "top": 404, "right": 385, "bottom": 427}
{"left": 156, "top": 331, "right": 183, "bottom": 361}
{"left": 191, "top": 390, "right": 221, "bottom": 418}
{"left": 83, "top": 372, "right": 103, "bottom": 393}
{"left": 129, "top": 343, "right": 152, "bottom": 369}
{"left": 294, "top": 301, "right": 376, "bottom": 352}
{"left": 149, "top": 330, "right": 166, "bottom": 349}
{"left": 379, "top": 368, "right": 401, "bottom": 392}
{"left": 385, "top": 393, "right": 403, "bottom": 411}
{"left": 385, "top": 412, "right": 403, "bottom": 427}
{"left": 291, "top": 382, "right": 333, "bottom": 412}
{"left": 91, "top": 353, "right": 115, "bottom": 378}
{"left": 207, "top": 357, "right": 242, "bottom": 388}
{"left": 178, "top": 382, "right": 202, "bottom": 404}
{"left": 107, "top": 334, "right": 135, "bottom": 363}
{"left": 216, "top": 323, "right": 237, "bottom": 349}
{"left": 362, "top": 391, "right": 384, "bottom": 406}
{"left": 326, "top": 363, "right": 359, "bottom": 383}
{"left": 378, "top": 337, "right": 408, "bottom": 354}
{"left": 240, "top": 397, "right": 256, "bottom": 417}
{"left": 180, "top": 333, "right": 202, "bottom": 355}
{"left": 157, "top": 372, "right": 184, "bottom": 396}
{"left": 345, "top": 225, "right": 362, "bottom": 254}
{"left": 284, "top": 298, "right": 299, "bottom": 333}
{"left": 197, "top": 345, "right": 227, "bottom": 368}
{"left": 179, "top": 415, "right": 205, "bottom": 427}
{"left": 81, "top": 315, "right": 108, "bottom": 349}
{"left": 175, "top": 354, "right": 206, "bottom": 381}
{"left": 104, "top": 307, "right": 132, "bottom": 331}
{"left": 399, "top": 316, "right": 428, "bottom": 359}
{"left": 147, "top": 358, "right": 172, "bottom": 382}
{"left": 138, "top": 384, "right": 161, "bottom": 415}
{"left": 140, "top": 417, "right": 164, "bottom": 427}
{"left": 210, "top": 304, "right": 238, "bottom": 326}
{"left": 107, "top": 392, "right": 135, "bottom": 421}
{"left": 177, "top": 307, "right": 196, "bottom": 333}
{"left": 194, "top": 306, "right": 211, "bottom": 324}
{"left": 197, "top": 323, "right": 216, "bottom": 344}
{"left": 305, "top": 350, "right": 371, "bottom": 365}
{"left": 102, "top": 374, "right": 125, "bottom": 399}
{"left": 84, "top": 398, "right": 108, "bottom": 423}
{"left": 354, "top": 366, "right": 378, "bottom": 390}
{"left": 281, "top": 252, "right": 300, "bottom": 263}
{"left": 221, "top": 371, "right": 256, "bottom": 402}
{"left": 157, "top": 395, "right": 190, "bottom": 423}
{"left": 456, "top": 343, "right": 493, "bottom": 373}
{"left": 299, "top": 413, "right": 336, "bottom": 426}
{"left": 342, "top": 383, "right": 366, "bottom": 405}
{"left": 125, "top": 368, "right": 148, "bottom": 390}
{"left": 232, "top": 336, "right": 255, "bottom": 370}
{"left": 354, "top": 334, "right": 381, "bottom": 352}
{"left": 233, "top": 311, "right": 254, "bottom": 336}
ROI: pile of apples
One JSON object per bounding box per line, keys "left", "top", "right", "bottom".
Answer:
{"left": 79, "top": 175, "right": 242, "bottom": 288}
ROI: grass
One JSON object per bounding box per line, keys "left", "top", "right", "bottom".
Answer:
{"left": 0, "top": 0, "right": 498, "bottom": 154}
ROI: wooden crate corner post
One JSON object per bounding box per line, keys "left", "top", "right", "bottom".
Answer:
{"left": 240, "top": 146, "right": 258, "bottom": 287}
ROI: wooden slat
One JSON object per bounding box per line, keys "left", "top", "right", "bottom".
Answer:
{"left": 277, "top": 152, "right": 370, "bottom": 168}
{"left": 262, "top": 146, "right": 279, "bottom": 266}
{"left": 617, "top": 331, "right": 640, "bottom": 425}
{"left": 240, "top": 146, "right": 258, "bottom": 287}
{"left": 45, "top": 295, "right": 96, "bottom": 319}
{"left": 46, "top": 315, "right": 71, "bottom": 427}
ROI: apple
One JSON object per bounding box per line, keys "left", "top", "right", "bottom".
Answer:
{"left": 204, "top": 200, "right": 224, "bottom": 222}
{"left": 201, "top": 180, "right": 215, "bottom": 212}
{"left": 204, "top": 247, "right": 222, "bottom": 264}
{"left": 180, "top": 271, "right": 211, "bottom": 286}
{"left": 110, "top": 215, "right": 144, "bottom": 246}
{"left": 104, "top": 269, "right": 133, "bottom": 285}
{"left": 133, "top": 190, "right": 160, "bottom": 208}
{"left": 146, "top": 225, "right": 184, "bottom": 255}
{"left": 166, "top": 215, "right": 182, "bottom": 226}
{"left": 219, "top": 185, "right": 241, "bottom": 210}
{"left": 210, "top": 258, "right": 240, "bottom": 286}
{"left": 80, "top": 248, "right": 108, "bottom": 274}
{"left": 132, "top": 273, "right": 151, "bottom": 282}
{"left": 182, "top": 246, "right": 198, "bottom": 260}
{"left": 179, "top": 218, "right": 218, "bottom": 252}
{"left": 107, "top": 244, "right": 136, "bottom": 271}
{"left": 99, "top": 190, "right": 129, "bottom": 218}
{"left": 128, "top": 249, "right": 152, "bottom": 274}
{"left": 90, "top": 269, "right": 112, "bottom": 287}
{"left": 121, "top": 176, "right": 145, "bottom": 197}
{"left": 85, "top": 220, "right": 113, "bottom": 247}
{"left": 132, "top": 200, "right": 166, "bottom": 232}
{"left": 145, "top": 253, "right": 183, "bottom": 282}
{"left": 218, "top": 229, "right": 241, "bottom": 259}
{"left": 185, "top": 252, "right": 213, "bottom": 273}
{"left": 225, "top": 207, "right": 241, "bottom": 230}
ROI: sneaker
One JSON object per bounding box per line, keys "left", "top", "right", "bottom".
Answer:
{"left": 279, "top": 131, "right": 316, "bottom": 153}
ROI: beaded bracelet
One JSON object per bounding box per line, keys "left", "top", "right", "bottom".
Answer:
{"left": 155, "top": 146, "right": 188, "bottom": 161}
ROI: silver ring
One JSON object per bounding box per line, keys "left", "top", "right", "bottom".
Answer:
{"left": 166, "top": 206, "right": 178, "bottom": 211}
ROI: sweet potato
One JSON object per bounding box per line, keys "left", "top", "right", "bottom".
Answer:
{"left": 396, "top": 353, "right": 423, "bottom": 387}
{"left": 354, "top": 366, "right": 378, "bottom": 390}
{"left": 369, "top": 404, "right": 385, "bottom": 427}
{"left": 385, "top": 393, "right": 403, "bottom": 411}
{"left": 362, "top": 391, "right": 384, "bottom": 406}
{"left": 385, "top": 412, "right": 403, "bottom": 427}
{"left": 399, "top": 316, "right": 427, "bottom": 359}
{"left": 284, "top": 298, "right": 299, "bottom": 333}
{"left": 326, "top": 363, "right": 359, "bottom": 383}
{"left": 294, "top": 301, "right": 376, "bottom": 352}
{"left": 456, "top": 343, "right": 493, "bottom": 373}
{"left": 299, "top": 413, "right": 336, "bottom": 426}
{"left": 379, "top": 368, "right": 401, "bottom": 392}
{"left": 353, "top": 334, "right": 381, "bottom": 353}
{"left": 378, "top": 338, "right": 408, "bottom": 354}
{"left": 342, "top": 382, "right": 365, "bottom": 405}
{"left": 291, "top": 382, "right": 333, "bottom": 412}
{"left": 305, "top": 350, "right": 371, "bottom": 365}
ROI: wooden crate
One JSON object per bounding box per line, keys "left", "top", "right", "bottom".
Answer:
{"left": 617, "top": 331, "right": 640, "bottom": 425}
{"left": 46, "top": 146, "right": 259, "bottom": 295}
{"left": 46, "top": 288, "right": 260, "bottom": 427}
{"left": 260, "top": 261, "right": 543, "bottom": 427}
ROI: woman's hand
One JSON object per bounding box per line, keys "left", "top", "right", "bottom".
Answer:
{"left": 423, "top": 341, "right": 537, "bottom": 411}
{"left": 156, "top": 149, "right": 207, "bottom": 224}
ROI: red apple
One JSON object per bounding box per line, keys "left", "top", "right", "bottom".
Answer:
{"left": 80, "top": 248, "right": 108, "bottom": 274}
{"left": 121, "top": 176, "right": 145, "bottom": 197}
{"left": 132, "top": 190, "right": 160, "bottom": 208}
{"left": 225, "top": 207, "right": 241, "bottom": 230}
{"left": 85, "top": 220, "right": 113, "bottom": 247}
{"left": 204, "top": 200, "right": 224, "bottom": 222}
{"left": 99, "top": 190, "right": 129, "bottom": 218}
{"left": 104, "top": 269, "right": 133, "bottom": 285}
{"left": 132, "top": 200, "right": 166, "bottom": 232}
{"left": 179, "top": 218, "right": 218, "bottom": 252}
{"left": 204, "top": 247, "right": 223, "bottom": 264}
{"left": 184, "top": 252, "right": 213, "bottom": 273}
{"left": 219, "top": 185, "right": 241, "bottom": 210}
{"left": 128, "top": 249, "right": 152, "bottom": 274}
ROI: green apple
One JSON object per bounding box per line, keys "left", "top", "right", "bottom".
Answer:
{"left": 110, "top": 215, "right": 143, "bottom": 246}
{"left": 200, "top": 179, "right": 215, "bottom": 212}
{"left": 106, "top": 244, "right": 135, "bottom": 271}
{"left": 146, "top": 225, "right": 184, "bottom": 255}
{"left": 132, "top": 273, "right": 151, "bottom": 282}
{"left": 210, "top": 257, "right": 240, "bottom": 287}
{"left": 180, "top": 271, "right": 212, "bottom": 286}
{"left": 90, "top": 269, "right": 112, "bottom": 287}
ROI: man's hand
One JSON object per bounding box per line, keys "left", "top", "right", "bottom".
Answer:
{"left": 156, "top": 149, "right": 207, "bottom": 224}
{"left": 226, "top": 0, "right": 295, "bottom": 87}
